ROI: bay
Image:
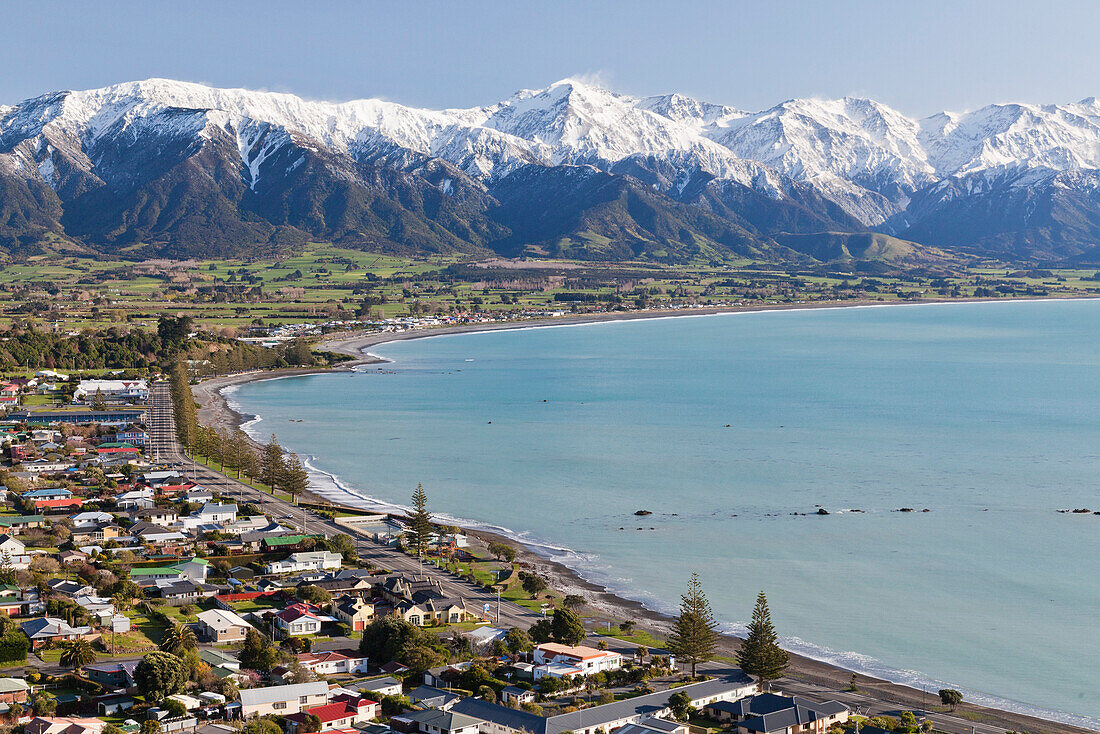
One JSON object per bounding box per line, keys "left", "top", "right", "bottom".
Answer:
{"left": 229, "top": 300, "right": 1100, "bottom": 727}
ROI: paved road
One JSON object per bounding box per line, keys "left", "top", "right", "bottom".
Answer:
{"left": 146, "top": 382, "right": 543, "bottom": 632}
{"left": 149, "top": 382, "right": 1028, "bottom": 734}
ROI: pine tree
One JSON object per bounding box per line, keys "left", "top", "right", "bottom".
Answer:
{"left": 261, "top": 435, "right": 284, "bottom": 492}
{"left": 737, "top": 591, "right": 789, "bottom": 689}
{"left": 667, "top": 572, "right": 719, "bottom": 677}
{"left": 280, "top": 452, "right": 310, "bottom": 501}
{"left": 407, "top": 483, "right": 433, "bottom": 557}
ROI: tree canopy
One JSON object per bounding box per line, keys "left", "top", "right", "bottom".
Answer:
{"left": 134, "top": 651, "right": 189, "bottom": 700}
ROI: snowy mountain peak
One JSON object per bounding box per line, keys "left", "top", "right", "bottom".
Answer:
{"left": 4, "top": 77, "right": 1100, "bottom": 259}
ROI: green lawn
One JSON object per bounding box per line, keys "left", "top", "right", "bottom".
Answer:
{"left": 602, "top": 626, "right": 667, "bottom": 649}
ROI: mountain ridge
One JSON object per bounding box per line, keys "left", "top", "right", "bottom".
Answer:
{"left": 2, "top": 77, "right": 1100, "bottom": 265}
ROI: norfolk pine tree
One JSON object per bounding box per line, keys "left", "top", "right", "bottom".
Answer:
{"left": 408, "top": 483, "right": 433, "bottom": 557}
{"left": 281, "top": 452, "right": 310, "bottom": 501}
{"left": 668, "top": 572, "right": 719, "bottom": 677}
{"left": 261, "top": 434, "right": 285, "bottom": 492}
{"left": 737, "top": 591, "right": 789, "bottom": 689}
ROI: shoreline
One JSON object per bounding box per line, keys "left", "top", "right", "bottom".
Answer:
{"left": 193, "top": 298, "right": 1099, "bottom": 734}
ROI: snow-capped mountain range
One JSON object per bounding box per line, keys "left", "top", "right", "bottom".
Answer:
{"left": 3, "top": 77, "right": 1100, "bottom": 264}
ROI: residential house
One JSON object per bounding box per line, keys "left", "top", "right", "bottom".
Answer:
{"left": 133, "top": 508, "right": 178, "bottom": 525}
{"left": 47, "top": 579, "right": 97, "bottom": 598}
{"left": 161, "top": 580, "right": 217, "bottom": 606}
{"left": 23, "top": 462, "right": 76, "bottom": 477}
{"left": 451, "top": 676, "right": 758, "bottom": 734}
{"left": 394, "top": 598, "right": 471, "bottom": 627}
{"left": 614, "top": 721, "right": 688, "bottom": 734}
{"left": 179, "top": 503, "right": 238, "bottom": 530}
{"left": 24, "top": 718, "right": 107, "bottom": 734}
{"left": 113, "top": 430, "right": 147, "bottom": 446}
{"left": 295, "top": 650, "right": 370, "bottom": 677}
{"left": 500, "top": 687, "right": 536, "bottom": 706}
{"left": 266, "top": 551, "right": 342, "bottom": 575}
{"left": 71, "top": 524, "right": 123, "bottom": 546}
{"left": 357, "top": 677, "right": 403, "bottom": 698}
{"left": 58, "top": 550, "right": 88, "bottom": 566}
{"left": 238, "top": 681, "right": 330, "bottom": 718}
{"left": 707, "top": 694, "right": 849, "bottom": 734}
{"left": 400, "top": 710, "right": 483, "bottom": 734}
{"left": 84, "top": 661, "right": 139, "bottom": 688}
{"left": 0, "top": 677, "right": 30, "bottom": 704}
{"left": 128, "top": 521, "right": 187, "bottom": 546}
{"left": 408, "top": 686, "right": 462, "bottom": 710}
{"left": 34, "top": 497, "right": 84, "bottom": 511}
{"left": 332, "top": 595, "right": 375, "bottom": 632}
{"left": 173, "top": 557, "right": 211, "bottom": 583}
{"left": 274, "top": 603, "right": 333, "bottom": 637}
{"left": 70, "top": 512, "right": 114, "bottom": 524}
{"left": 533, "top": 643, "right": 624, "bottom": 679}
{"left": 22, "top": 487, "right": 71, "bottom": 500}
{"left": 196, "top": 609, "right": 253, "bottom": 643}
{"left": 128, "top": 565, "right": 185, "bottom": 584}
{"left": 115, "top": 488, "right": 155, "bottom": 509}
{"left": 0, "top": 515, "right": 44, "bottom": 530}
{"left": 298, "top": 576, "right": 375, "bottom": 598}
{"left": 0, "top": 535, "right": 25, "bottom": 557}
{"left": 465, "top": 626, "right": 508, "bottom": 649}
{"left": 20, "top": 617, "right": 96, "bottom": 650}
{"left": 199, "top": 648, "right": 241, "bottom": 671}
{"left": 285, "top": 696, "right": 379, "bottom": 732}
{"left": 183, "top": 487, "right": 214, "bottom": 503}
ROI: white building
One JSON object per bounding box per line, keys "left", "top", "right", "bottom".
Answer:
{"left": 239, "top": 681, "right": 330, "bottom": 718}
{"left": 179, "top": 502, "right": 238, "bottom": 530}
{"left": 266, "top": 551, "right": 342, "bottom": 574}
{"left": 532, "top": 643, "right": 624, "bottom": 679}
{"left": 73, "top": 379, "right": 150, "bottom": 404}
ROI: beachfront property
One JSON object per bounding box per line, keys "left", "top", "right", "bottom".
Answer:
{"left": 239, "top": 681, "right": 330, "bottom": 718}
{"left": 451, "top": 677, "right": 757, "bottom": 734}
{"left": 532, "top": 642, "right": 625, "bottom": 679}
{"left": 706, "top": 694, "right": 850, "bottom": 734}
{"left": 266, "top": 550, "right": 343, "bottom": 574}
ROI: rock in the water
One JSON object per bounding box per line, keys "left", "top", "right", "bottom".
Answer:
{"left": 816, "top": 508, "right": 829, "bottom": 515}
{"left": 634, "top": 510, "right": 653, "bottom": 516}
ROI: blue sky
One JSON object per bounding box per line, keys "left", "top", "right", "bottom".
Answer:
{"left": 3, "top": 0, "right": 1097, "bottom": 115}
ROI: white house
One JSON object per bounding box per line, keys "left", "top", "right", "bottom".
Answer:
{"left": 533, "top": 643, "right": 624, "bottom": 679}
{"left": 180, "top": 503, "right": 238, "bottom": 530}
{"left": 294, "top": 650, "right": 369, "bottom": 676}
{"left": 266, "top": 551, "right": 342, "bottom": 574}
{"left": 239, "top": 681, "right": 330, "bottom": 718}
{"left": 0, "top": 535, "right": 26, "bottom": 557}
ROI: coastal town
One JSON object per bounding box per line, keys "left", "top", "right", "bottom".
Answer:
{"left": 0, "top": 355, "right": 1077, "bottom": 734}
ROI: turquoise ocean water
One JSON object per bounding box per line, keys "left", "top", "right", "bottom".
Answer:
{"left": 227, "top": 300, "right": 1100, "bottom": 727}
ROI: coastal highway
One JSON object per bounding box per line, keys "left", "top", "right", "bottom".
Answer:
{"left": 147, "top": 382, "right": 1054, "bottom": 734}
{"left": 146, "top": 382, "right": 544, "bottom": 631}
